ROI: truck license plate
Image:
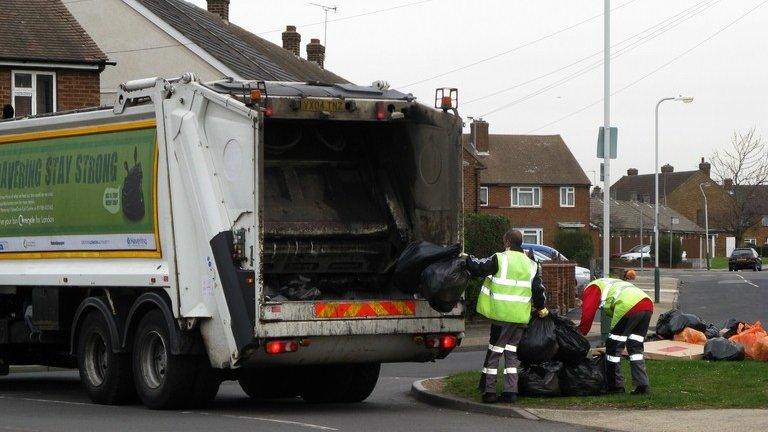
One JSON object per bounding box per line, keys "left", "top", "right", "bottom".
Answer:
{"left": 300, "top": 98, "right": 345, "bottom": 112}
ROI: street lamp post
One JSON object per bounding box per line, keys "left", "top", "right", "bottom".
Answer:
{"left": 699, "top": 182, "right": 710, "bottom": 270}
{"left": 654, "top": 95, "right": 693, "bottom": 303}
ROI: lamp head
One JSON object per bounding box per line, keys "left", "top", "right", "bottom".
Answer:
{"left": 677, "top": 95, "right": 694, "bottom": 103}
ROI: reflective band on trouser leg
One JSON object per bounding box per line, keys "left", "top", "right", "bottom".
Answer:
{"left": 488, "top": 344, "right": 504, "bottom": 353}
{"left": 629, "top": 354, "right": 644, "bottom": 361}
{"left": 482, "top": 367, "right": 498, "bottom": 375}
{"left": 608, "top": 334, "right": 628, "bottom": 342}
{"left": 505, "top": 345, "right": 517, "bottom": 352}
{"left": 629, "top": 334, "right": 644, "bottom": 342}
{"left": 503, "top": 368, "right": 517, "bottom": 374}
{"left": 605, "top": 355, "right": 621, "bottom": 363}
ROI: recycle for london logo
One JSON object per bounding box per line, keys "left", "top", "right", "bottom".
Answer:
{"left": 121, "top": 146, "right": 145, "bottom": 221}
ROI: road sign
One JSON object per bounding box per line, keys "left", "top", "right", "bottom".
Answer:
{"left": 672, "top": 217, "right": 680, "bottom": 225}
{"left": 600, "top": 162, "right": 605, "bottom": 182}
{"left": 597, "top": 126, "right": 618, "bottom": 159}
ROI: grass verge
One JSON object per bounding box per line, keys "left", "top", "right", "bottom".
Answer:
{"left": 444, "top": 359, "right": 768, "bottom": 409}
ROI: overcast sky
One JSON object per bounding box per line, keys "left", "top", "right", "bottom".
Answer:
{"left": 189, "top": 0, "right": 768, "bottom": 187}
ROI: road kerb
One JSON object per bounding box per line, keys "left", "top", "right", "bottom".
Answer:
{"left": 411, "top": 377, "right": 540, "bottom": 420}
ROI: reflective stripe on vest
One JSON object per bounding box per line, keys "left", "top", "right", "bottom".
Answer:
{"left": 475, "top": 250, "right": 537, "bottom": 324}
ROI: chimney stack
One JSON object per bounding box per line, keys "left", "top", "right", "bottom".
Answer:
{"left": 306, "top": 38, "right": 325, "bottom": 68}
{"left": 207, "top": 0, "right": 230, "bottom": 21}
{"left": 627, "top": 168, "right": 638, "bottom": 176}
{"left": 698, "top": 157, "right": 711, "bottom": 176}
{"left": 661, "top": 164, "right": 674, "bottom": 174}
{"left": 282, "top": 25, "right": 301, "bottom": 56}
{"left": 470, "top": 118, "right": 490, "bottom": 154}
{"left": 723, "top": 178, "right": 733, "bottom": 189}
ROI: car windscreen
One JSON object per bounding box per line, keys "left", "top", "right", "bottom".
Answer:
{"left": 731, "top": 249, "right": 753, "bottom": 257}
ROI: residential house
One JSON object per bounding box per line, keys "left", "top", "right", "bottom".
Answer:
{"left": 64, "top": 0, "right": 347, "bottom": 105}
{"left": 590, "top": 197, "right": 707, "bottom": 263}
{"left": 611, "top": 158, "right": 735, "bottom": 257}
{"left": 723, "top": 184, "right": 768, "bottom": 248}
{"left": 463, "top": 119, "right": 591, "bottom": 245}
{"left": 0, "top": 0, "right": 109, "bottom": 118}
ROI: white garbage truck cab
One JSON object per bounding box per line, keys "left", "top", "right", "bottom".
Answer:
{"left": 0, "top": 74, "right": 464, "bottom": 408}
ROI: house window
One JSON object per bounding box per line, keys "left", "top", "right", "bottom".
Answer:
{"left": 479, "top": 186, "right": 489, "bottom": 207}
{"left": 11, "top": 71, "right": 56, "bottom": 117}
{"left": 516, "top": 228, "right": 543, "bottom": 245}
{"left": 745, "top": 238, "right": 757, "bottom": 246}
{"left": 762, "top": 215, "right": 768, "bottom": 227}
{"left": 560, "top": 186, "right": 575, "bottom": 207}
{"left": 511, "top": 187, "right": 541, "bottom": 207}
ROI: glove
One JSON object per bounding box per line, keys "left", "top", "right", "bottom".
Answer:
{"left": 537, "top": 307, "right": 549, "bottom": 318}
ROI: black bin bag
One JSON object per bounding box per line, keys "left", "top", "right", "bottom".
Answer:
{"left": 520, "top": 362, "right": 562, "bottom": 397}
{"left": 551, "top": 312, "right": 591, "bottom": 364}
{"left": 656, "top": 309, "right": 708, "bottom": 339}
{"left": 519, "top": 316, "right": 559, "bottom": 365}
{"left": 393, "top": 241, "right": 460, "bottom": 293}
{"left": 419, "top": 257, "right": 470, "bottom": 313}
{"left": 703, "top": 337, "right": 745, "bottom": 361}
{"left": 559, "top": 355, "right": 605, "bottom": 396}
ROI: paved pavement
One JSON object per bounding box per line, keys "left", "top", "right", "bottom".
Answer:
{"left": 0, "top": 351, "right": 591, "bottom": 432}
{"left": 675, "top": 269, "right": 768, "bottom": 325}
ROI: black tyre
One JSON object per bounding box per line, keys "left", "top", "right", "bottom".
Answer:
{"left": 188, "top": 357, "right": 221, "bottom": 408}
{"left": 238, "top": 368, "right": 302, "bottom": 400}
{"left": 76, "top": 312, "right": 135, "bottom": 405}
{"left": 132, "top": 310, "right": 196, "bottom": 409}
{"left": 300, "top": 363, "right": 380, "bottom": 403}
{"left": 754, "top": 263, "right": 759, "bottom": 272}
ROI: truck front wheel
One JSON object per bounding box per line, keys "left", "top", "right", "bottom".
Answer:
{"left": 76, "top": 312, "right": 135, "bottom": 404}
{"left": 300, "top": 363, "right": 380, "bottom": 403}
{"left": 132, "top": 310, "right": 195, "bottom": 409}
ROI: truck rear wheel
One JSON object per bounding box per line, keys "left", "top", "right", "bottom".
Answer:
{"left": 132, "top": 310, "right": 195, "bottom": 409}
{"left": 76, "top": 312, "right": 135, "bottom": 404}
{"left": 300, "top": 363, "right": 380, "bottom": 403}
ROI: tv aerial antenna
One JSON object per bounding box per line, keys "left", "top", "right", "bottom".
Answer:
{"left": 309, "top": 3, "right": 338, "bottom": 49}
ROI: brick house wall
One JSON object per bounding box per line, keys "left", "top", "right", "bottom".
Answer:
{"left": 480, "top": 184, "right": 590, "bottom": 245}
{"left": 0, "top": 67, "right": 100, "bottom": 114}
{"left": 665, "top": 172, "right": 732, "bottom": 230}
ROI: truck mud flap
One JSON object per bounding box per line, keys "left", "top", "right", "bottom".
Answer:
{"left": 210, "top": 231, "right": 254, "bottom": 352}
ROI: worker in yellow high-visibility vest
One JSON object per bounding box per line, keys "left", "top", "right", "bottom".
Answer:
{"left": 466, "top": 229, "right": 547, "bottom": 404}
{"left": 577, "top": 270, "right": 652, "bottom": 395}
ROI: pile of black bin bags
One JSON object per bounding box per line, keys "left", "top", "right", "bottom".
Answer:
{"left": 393, "top": 241, "right": 469, "bottom": 313}
{"left": 518, "top": 312, "right": 606, "bottom": 397}
{"left": 655, "top": 310, "right": 746, "bottom": 361}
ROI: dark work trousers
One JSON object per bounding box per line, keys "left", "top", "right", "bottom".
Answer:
{"left": 605, "top": 311, "right": 652, "bottom": 390}
{"left": 478, "top": 323, "right": 525, "bottom": 394}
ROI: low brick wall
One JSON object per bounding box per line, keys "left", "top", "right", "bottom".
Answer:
{"left": 541, "top": 262, "right": 577, "bottom": 313}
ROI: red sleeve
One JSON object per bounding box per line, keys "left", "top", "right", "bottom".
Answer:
{"left": 577, "top": 284, "right": 600, "bottom": 335}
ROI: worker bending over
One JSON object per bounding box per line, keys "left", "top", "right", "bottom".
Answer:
{"left": 466, "top": 229, "right": 547, "bottom": 404}
{"left": 577, "top": 270, "right": 652, "bottom": 395}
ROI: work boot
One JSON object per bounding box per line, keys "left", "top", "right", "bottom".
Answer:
{"left": 500, "top": 392, "right": 517, "bottom": 403}
{"left": 481, "top": 392, "right": 498, "bottom": 404}
{"left": 605, "top": 387, "right": 626, "bottom": 395}
{"left": 631, "top": 385, "right": 650, "bottom": 395}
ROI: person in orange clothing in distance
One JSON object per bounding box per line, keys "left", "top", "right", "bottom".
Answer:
{"left": 577, "top": 269, "right": 653, "bottom": 395}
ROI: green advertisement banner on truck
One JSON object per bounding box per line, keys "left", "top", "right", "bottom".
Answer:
{"left": 0, "top": 122, "right": 158, "bottom": 256}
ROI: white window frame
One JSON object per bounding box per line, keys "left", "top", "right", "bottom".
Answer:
{"left": 762, "top": 215, "right": 768, "bottom": 227}
{"left": 516, "top": 228, "right": 543, "bottom": 245}
{"left": 559, "top": 186, "right": 575, "bottom": 207}
{"left": 745, "top": 238, "right": 756, "bottom": 245}
{"left": 479, "top": 186, "right": 489, "bottom": 207}
{"left": 11, "top": 70, "right": 57, "bottom": 116}
{"left": 510, "top": 186, "right": 541, "bottom": 208}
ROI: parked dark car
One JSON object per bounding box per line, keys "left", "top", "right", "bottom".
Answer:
{"left": 728, "top": 248, "right": 762, "bottom": 271}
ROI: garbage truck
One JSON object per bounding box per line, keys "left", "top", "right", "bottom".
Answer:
{"left": 0, "top": 74, "right": 464, "bottom": 409}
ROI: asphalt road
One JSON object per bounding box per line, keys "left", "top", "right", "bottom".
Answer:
{"left": 0, "top": 351, "right": 591, "bottom": 432}
{"left": 674, "top": 269, "right": 768, "bottom": 326}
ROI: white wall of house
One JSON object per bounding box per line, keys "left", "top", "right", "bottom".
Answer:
{"left": 65, "top": 0, "right": 226, "bottom": 105}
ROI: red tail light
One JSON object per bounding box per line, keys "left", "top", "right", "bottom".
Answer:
{"left": 265, "top": 339, "right": 299, "bottom": 354}
{"left": 265, "top": 103, "right": 274, "bottom": 117}
{"left": 425, "top": 334, "right": 458, "bottom": 350}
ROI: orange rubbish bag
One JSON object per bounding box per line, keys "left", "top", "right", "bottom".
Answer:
{"left": 673, "top": 327, "right": 707, "bottom": 345}
{"left": 729, "top": 322, "right": 768, "bottom": 360}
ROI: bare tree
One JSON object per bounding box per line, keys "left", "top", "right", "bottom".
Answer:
{"left": 710, "top": 127, "right": 768, "bottom": 245}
